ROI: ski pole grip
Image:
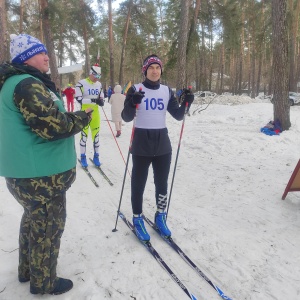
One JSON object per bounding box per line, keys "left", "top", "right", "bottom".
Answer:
{"left": 185, "top": 86, "right": 192, "bottom": 111}
{"left": 136, "top": 87, "right": 143, "bottom": 109}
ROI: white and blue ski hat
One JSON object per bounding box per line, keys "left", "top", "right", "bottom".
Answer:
{"left": 10, "top": 34, "right": 48, "bottom": 64}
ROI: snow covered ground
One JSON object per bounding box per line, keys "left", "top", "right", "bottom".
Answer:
{"left": 1, "top": 94, "right": 300, "bottom": 300}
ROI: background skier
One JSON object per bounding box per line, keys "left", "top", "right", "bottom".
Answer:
{"left": 75, "top": 64, "right": 104, "bottom": 167}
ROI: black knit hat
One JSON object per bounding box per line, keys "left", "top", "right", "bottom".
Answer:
{"left": 142, "top": 54, "right": 163, "bottom": 76}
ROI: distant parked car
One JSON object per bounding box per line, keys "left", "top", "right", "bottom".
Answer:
{"left": 288, "top": 92, "right": 300, "bottom": 106}
{"left": 270, "top": 92, "right": 300, "bottom": 106}
{"left": 199, "top": 91, "right": 216, "bottom": 98}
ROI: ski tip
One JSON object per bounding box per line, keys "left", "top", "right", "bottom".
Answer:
{"left": 191, "top": 294, "right": 198, "bottom": 300}
{"left": 216, "top": 286, "right": 232, "bottom": 300}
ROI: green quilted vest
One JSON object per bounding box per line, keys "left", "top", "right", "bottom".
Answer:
{"left": 0, "top": 74, "right": 76, "bottom": 178}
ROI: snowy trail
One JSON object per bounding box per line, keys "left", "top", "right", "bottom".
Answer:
{"left": 1, "top": 96, "right": 300, "bottom": 299}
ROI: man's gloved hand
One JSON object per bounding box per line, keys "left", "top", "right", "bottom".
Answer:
{"left": 132, "top": 90, "right": 145, "bottom": 105}
{"left": 95, "top": 98, "right": 104, "bottom": 106}
{"left": 182, "top": 88, "right": 194, "bottom": 105}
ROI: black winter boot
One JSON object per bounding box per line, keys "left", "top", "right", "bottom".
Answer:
{"left": 18, "top": 276, "right": 30, "bottom": 283}
{"left": 50, "top": 278, "right": 73, "bottom": 295}
{"left": 30, "top": 277, "right": 73, "bottom": 295}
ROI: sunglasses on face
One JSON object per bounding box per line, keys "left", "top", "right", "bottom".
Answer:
{"left": 92, "top": 73, "right": 101, "bottom": 79}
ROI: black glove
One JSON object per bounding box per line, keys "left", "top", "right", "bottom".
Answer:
{"left": 94, "top": 98, "right": 104, "bottom": 106}
{"left": 132, "top": 90, "right": 145, "bottom": 105}
{"left": 182, "top": 88, "right": 194, "bottom": 105}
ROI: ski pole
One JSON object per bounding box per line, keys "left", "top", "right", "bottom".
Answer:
{"left": 101, "top": 106, "right": 128, "bottom": 170}
{"left": 112, "top": 88, "right": 142, "bottom": 232}
{"left": 166, "top": 87, "right": 191, "bottom": 219}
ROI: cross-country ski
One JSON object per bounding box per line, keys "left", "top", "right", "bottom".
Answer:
{"left": 118, "top": 211, "right": 198, "bottom": 300}
{"left": 89, "top": 158, "right": 114, "bottom": 186}
{"left": 143, "top": 215, "right": 232, "bottom": 300}
{"left": 77, "top": 159, "right": 99, "bottom": 187}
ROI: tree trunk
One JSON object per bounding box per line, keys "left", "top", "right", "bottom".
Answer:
{"left": 288, "top": 0, "right": 300, "bottom": 91}
{"left": 80, "top": 0, "right": 90, "bottom": 76}
{"left": 238, "top": 5, "right": 245, "bottom": 95}
{"left": 234, "top": 54, "right": 239, "bottom": 94}
{"left": 256, "top": 52, "right": 262, "bottom": 96}
{"left": 200, "top": 22, "right": 205, "bottom": 90}
{"left": 219, "top": 43, "right": 224, "bottom": 94}
{"left": 208, "top": 0, "right": 213, "bottom": 91}
{"left": 58, "top": 23, "right": 65, "bottom": 88}
{"left": 272, "top": 0, "right": 290, "bottom": 130}
{"left": 0, "top": 0, "right": 8, "bottom": 62}
{"left": 187, "top": 0, "right": 201, "bottom": 56}
{"left": 247, "top": 37, "right": 251, "bottom": 95}
{"left": 39, "top": 0, "right": 60, "bottom": 88}
{"left": 176, "top": 0, "right": 191, "bottom": 92}
{"left": 256, "top": 0, "right": 265, "bottom": 96}
{"left": 19, "top": 0, "right": 24, "bottom": 33}
{"left": 250, "top": 0, "right": 256, "bottom": 98}
{"left": 297, "top": 42, "right": 300, "bottom": 92}
{"left": 119, "top": 0, "right": 133, "bottom": 86}
{"left": 108, "top": 0, "right": 114, "bottom": 87}
{"left": 195, "top": 46, "right": 200, "bottom": 91}
{"left": 156, "top": 0, "right": 166, "bottom": 56}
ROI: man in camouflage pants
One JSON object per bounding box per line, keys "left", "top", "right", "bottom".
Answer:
{"left": 0, "top": 34, "right": 92, "bottom": 295}
{"left": 6, "top": 172, "right": 74, "bottom": 293}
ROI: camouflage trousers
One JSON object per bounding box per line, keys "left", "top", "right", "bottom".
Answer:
{"left": 5, "top": 168, "right": 75, "bottom": 293}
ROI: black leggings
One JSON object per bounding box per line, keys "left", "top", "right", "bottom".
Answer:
{"left": 131, "top": 153, "right": 172, "bottom": 215}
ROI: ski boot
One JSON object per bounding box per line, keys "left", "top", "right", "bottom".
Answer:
{"left": 80, "top": 154, "right": 88, "bottom": 168}
{"left": 93, "top": 153, "right": 101, "bottom": 167}
{"left": 155, "top": 211, "right": 171, "bottom": 238}
{"left": 133, "top": 214, "right": 150, "bottom": 242}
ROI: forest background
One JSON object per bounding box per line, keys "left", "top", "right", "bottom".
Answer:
{"left": 0, "top": 0, "right": 299, "bottom": 131}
